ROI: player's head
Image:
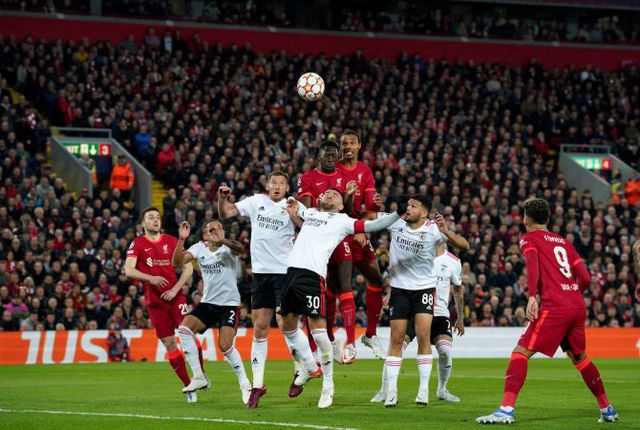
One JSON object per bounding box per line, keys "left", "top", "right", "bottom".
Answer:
{"left": 318, "top": 140, "right": 339, "bottom": 173}
{"left": 523, "top": 198, "right": 550, "bottom": 230}
{"left": 436, "top": 240, "right": 447, "bottom": 256}
{"left": 267, "top": 170, "right": 289, "bottom": 201}
{"left": 201, "top": 220, "right": 224, "bottom": 243}
{"left": 404, "top": 195, "right": 430, "bottom": 223}
{"left": 339, "top": 129, "right": 361, "bottom": 161}
{"left": 140, "top": 207, "right": 161, "bottom": 234}
{"left": 319, "top": 188, "right": 344, "bottom": 213}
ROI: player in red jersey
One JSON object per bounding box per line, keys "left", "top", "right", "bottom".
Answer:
{"left": 477, "top": 198, "right": 618, "bottom": 425}
{"left": 124, "top": 207, "right": 198, "bottom": 402}
{"left": 337, "top": 129, "right": 387, "bottom": 360}
{"left": 298, "top": 140, "right": 358, "bottom": 364}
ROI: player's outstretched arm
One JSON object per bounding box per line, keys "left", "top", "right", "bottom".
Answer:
{"left": 172, "top": 221, "right": 194, "bottom": 267}
{"left": 213, "top": 238, "right": 244, "bottom": 255}
{"left": 218, "top": 185, "right": 239, "bottom": 218}
{"left": 435, "top": 212, "right": 470, "bottom": 251}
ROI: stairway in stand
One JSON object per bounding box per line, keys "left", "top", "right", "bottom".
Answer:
{"left": 151, "top": 180, "right": 166, "bottom": 215}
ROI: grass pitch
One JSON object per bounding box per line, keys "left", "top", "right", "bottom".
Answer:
{"left": 0, "top": 359, "right": 638, "bottom": 430}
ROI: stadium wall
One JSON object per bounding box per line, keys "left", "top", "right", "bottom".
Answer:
{"left": 0, "top": 13, "right": 639, "bottom": 70}
{"left": 1, "top": 327, "right": 637, "bottom": 365}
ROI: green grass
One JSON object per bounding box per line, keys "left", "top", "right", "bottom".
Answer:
{"left": 0, "top": 359, "right": 638, "bottom": 430}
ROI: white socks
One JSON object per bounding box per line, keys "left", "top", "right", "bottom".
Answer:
{"left": 385, "top": 356, "right": 402, "bottom": 392}
{"left": 284, "top": 328, "right": 318, "bottom": 372}
{"left": 435, "top": 340, "right": 452, "bottom": 392}
{"left": 311, "top": 328, "right": 333, "bottom": 389}
{"left": 178, "top": 326, "right": 203, "bottom": 378}
{"left": 251, "top": 337, "right": 268, "bottom": 388}
{"left": 223, "top": 346, "right": 250, "bottom": 386}
{"left": 417, "top": 354, "right": 433, "bottom": 396}
{"left": 379, "top": 362, "right": 388, "bottom": 393}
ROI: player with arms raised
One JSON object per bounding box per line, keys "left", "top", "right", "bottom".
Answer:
{"left": 338, "top": 129, "right": 387, "bottom": 359}
{"left": 280, "top": 190, "right": 406, "bottom": 408}
{"left": 172, "top": 220, "right": 252, "bottom": 405}
{"left": 124, "top": 207, "right": 196, "bottom": 402}
{"left": 218, "top": 171, "right": 306, "bottom": 407}
{"left": 476, "top": 198, "right": 618, "bottom": 424}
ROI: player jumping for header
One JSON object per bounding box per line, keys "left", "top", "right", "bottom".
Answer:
{"left": 280, "top": 189, "right": 407, "bottom": 408}
{"left": 476, "top": 198, "right": 618, "bottom": 424}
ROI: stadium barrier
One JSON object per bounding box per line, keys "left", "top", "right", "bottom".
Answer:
{"left": 0, "top": 12, "right": 639, "bottom": 70}
{"left": 1, "top": 327, "right": 638, "bottom": 365}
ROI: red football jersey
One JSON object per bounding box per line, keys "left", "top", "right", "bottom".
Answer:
{"left": 337, "top": 161, "right": 378, "bottom": 219}
{"left": 297, "top": 168, "right": 345, "bottom": 208}
{"left": 127, "top": 234, "right": 179, "bottom": 307}
{"left": 519, "top": 230, "right": 585, "bottom": 311}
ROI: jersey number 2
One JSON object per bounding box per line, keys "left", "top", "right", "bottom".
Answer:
{"left": 553, "top": 246, "right": 572, "bottom": 278}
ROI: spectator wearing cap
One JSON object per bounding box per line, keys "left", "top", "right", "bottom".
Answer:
{"left": 110, "top": 155, "right": 135, "bottom": 201}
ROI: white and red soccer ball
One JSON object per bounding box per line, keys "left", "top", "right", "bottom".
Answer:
{"left": 296, "top": 72, "right": 325, "bottom": 101}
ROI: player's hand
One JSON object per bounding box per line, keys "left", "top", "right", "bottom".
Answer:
{"left": 160, "top": 287, "right": 179, "bottom": 301}
{"left": 526, "top": 296, "right": 539, "bottom": 321}
{"left": 149, "top": 275, "right": 169, "bottom": 288}
{"left": 218, "top": 185, "right": 231, "bottom": 198}
{"left": 373, "top": 192, "right": 383, "bottom": 208}
{"left": 454, "top": 318, "right": 465, "bottom": 336}
{"left": 396, "top": 194, "right": 410, "bottom": 215}
{"left": 353, "top": 232, "right": 367, "bottom": 247}
{"left": 345, "top": 180, "right": 358, "bottom": 196}
{"left": 178, "top": 221, "right": 191, "bottom": 240}
{"left": 435, "top": 212, "right": 449, "bottom": 235}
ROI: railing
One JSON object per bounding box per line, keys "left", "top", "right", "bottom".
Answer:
{"left": 50, "top": 137, "right": 93, "bottom": 197}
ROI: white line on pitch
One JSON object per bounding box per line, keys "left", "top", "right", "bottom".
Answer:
{"left": 0, "top": 408, "right": 359, "bottom": 430}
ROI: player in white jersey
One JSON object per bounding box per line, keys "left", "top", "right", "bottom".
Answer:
{"left": 372, "top": 239, "right": 466, "bottom": 404}
{"left": 171, "top": 220, "right": 252, "bottom": 404}
{"left": 374, "top": 196, "right": 469, "bottom": 408}
{"left": 279, "top": 189, "right": 406, "bottom": 409}
{"left": 218, "top": 171, "right": 306, "bottom": 407}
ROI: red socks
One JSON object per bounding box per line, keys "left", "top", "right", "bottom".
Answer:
{"left": 339, "top": 291, "right": 356, "bottom": 345}
{"left": 167, "top": 348, "right": 190, "bottom": 386}
{"left": 575, "top": 358, "right": 610, "bottom": 409}
{"left": 501, "top": 351, "right": 529, "bottom": 408}
{"left": 365, "top": 285, "right": 383, "bottom": 338}
{"left": 304, "top": 317, "right": 318, "bottom": 353}
{"left": 326, "top": 290, "right": 336, "bottom": 342}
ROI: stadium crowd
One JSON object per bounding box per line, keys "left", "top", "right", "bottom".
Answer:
{"left": 1, "top": 0, "right": 639, "bottom": 45}
{"left": 0, "top": 29, "right": 639, "bottom": 337}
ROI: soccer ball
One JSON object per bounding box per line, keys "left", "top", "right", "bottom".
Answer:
{"left": 296, "top": 72, "right": 325, "bottom": 101}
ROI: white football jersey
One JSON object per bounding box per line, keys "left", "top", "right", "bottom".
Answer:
{"left": 287, "top": 208, "right": 356, "bottom": 278}
{"left": 187, "top": 242, "right": 240, "bottom": 306}
{"left": 387, "top": 217, "right": 447, "bottom": 291}
{"left": 432, "top": 251, "right": 462, "bottom": 317}
{"left": 235, "top": 194, "right": 298, "bottom": 274}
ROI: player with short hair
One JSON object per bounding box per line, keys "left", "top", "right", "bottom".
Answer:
{"left": 124, "top": 207, "right": 196, "bottom": 402}
{"left": 218, "top": 170, "right": 306, "bottom": 407}
{"left": 338, "top": 129, "right": 387, "bottom": 360}
{"left": 476, "top": 198, "right": 618, "bottom": 424}
{"left": 280, "top": 190, "right": 406, "bottom": 408}
{"left": 298, "top": 140, "right": 358, "bottom": 364}
{"left": 172, "top": 220, "right": 252, "bottom": 404}
{"left": 378, "top": 196, "right": 469, "bottom": 407}
{"left": 372, "top": 240, "right": 466, "bottom": 404}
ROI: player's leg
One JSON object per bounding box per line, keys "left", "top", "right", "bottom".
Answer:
{"left": 336, "top": 259, "right": 357, "bottom": 363}
{"left": 384, "top": 317, "right": 407, "bottom": 407}
{"left": 249, "top": 274, "right": 276, "bottom": 393}
{"left": 325, "top": 268, "right": 342, "bottom": 363}
{"left": 148, "top": 303, "right": 192, "bottom": 394}
{"left": 414, "top": 302, "right": 434, "bottom": 406}
{"left": 308, "top": 317, "right": 334, "bottom": 408}
{"left": 218, "top": 313, "right": 252, "bottom": 405}
{"left": 564, "top": 310, "right": 618, "bottom": 422}
{"left": 177, "top": 312, "right": 210, "bottom": 393}
{"left": 281, "top": 312, "right": 322, "bottom": 384}
{"left": 432, "top": 315, "right": 459, "bottom": 402}
{"left": 356, "top": 256, "right": 386, "bottom": 359}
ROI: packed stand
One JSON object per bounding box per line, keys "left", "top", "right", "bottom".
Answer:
{"left": 1, "top": 32, "right": 640, "bottom": 334}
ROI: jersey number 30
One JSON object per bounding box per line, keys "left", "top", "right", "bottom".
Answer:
{"left": 306, "top": 295, "right": 320, "bottom": 310}
{"left": 553, "top": 246, "right": 572, "bottom": 278}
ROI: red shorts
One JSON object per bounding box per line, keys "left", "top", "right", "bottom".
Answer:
{"left": 350, "top": 238, "right": 377, "bottom": 262}
{"left": 329, "top": 239, "right": 352, "bottom": 265}
{"left": 147, "top": 295, "right": 191, "bottom": 339}
{"left": 517, "top": 307, "right": 586, "bottom": 357}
